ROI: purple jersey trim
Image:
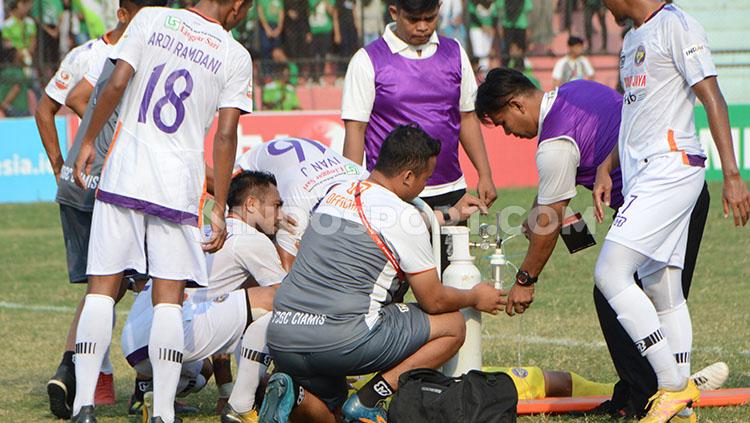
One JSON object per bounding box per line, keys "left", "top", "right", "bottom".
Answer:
{"left": 96, "top": 190, "right": 199, "bottom": 227}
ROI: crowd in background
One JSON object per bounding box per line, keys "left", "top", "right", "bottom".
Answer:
{"left": 0, "top": 0, "right": 616, "bottom": 115}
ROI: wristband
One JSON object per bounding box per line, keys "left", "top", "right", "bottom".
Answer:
{"left": 436, "top": 206, "right": 453, "bottom": 225}
{"left": 218, "top": 382, "right": 234, "bottom": 398}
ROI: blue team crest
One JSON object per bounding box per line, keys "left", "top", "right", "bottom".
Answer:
{"left": 634, "top": 45, "right": 646, "bottom": 66}
{"left": 511, "top": 368, "right": 528, "bottom": 378}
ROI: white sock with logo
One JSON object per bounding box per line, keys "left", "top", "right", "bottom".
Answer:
{"left": 229, "top": 313, "right": 271, "bottom": 413}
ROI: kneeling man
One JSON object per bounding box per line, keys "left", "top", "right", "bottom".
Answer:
{"left": 260, "top": 125, "right": 506, "bottom": 423}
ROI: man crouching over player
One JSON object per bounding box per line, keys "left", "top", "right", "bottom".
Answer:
{"left": 258, "top": 125, "right": 507, "bottom": 423}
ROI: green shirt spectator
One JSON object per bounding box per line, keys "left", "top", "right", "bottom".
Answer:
{"left": 259, "top": 0, "right": 284, "bottom": 25}
{"left": 262, "top": 80, "right": 301, "bottom": 111}
{"left": 497, "top": 0, "right": 532, "bottom": 29}
{"left": 2, "top": 15, "right": 37, "bottom": 51}
{"left": 32, "top": 0, "right": 64, "bottom": 27}
{"left": 0, "top": 66, "right": 31, "bottom": 116}
{"left": 309, "top": 0, "right": 334, "bottom": 34}
{"left": 467, "top": 0, "right": 499, "bottom": 29}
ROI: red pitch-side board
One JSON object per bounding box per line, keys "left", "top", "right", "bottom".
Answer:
{"left": 201, "top": 111, "right": 539, "bottom": 189}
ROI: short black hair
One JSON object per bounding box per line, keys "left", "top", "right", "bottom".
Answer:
{"left": 567, "top": 36, "right": 584, "bottom": 47}
{"left": 373, "top": 124, "right": 441, "bottom": 177}
{"left": 395, "top": 0, "right": 439, "bottom": 14}
{"left": 121, "top": 0, "right": 168, "bottom": 9}
{"left": 475, "top": 68, "right": 537, "bottom": 125}
{"left": 227, "top": 170, "right": 277, "bottom": 209}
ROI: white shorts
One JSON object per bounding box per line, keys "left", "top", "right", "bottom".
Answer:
{"left": 122, "top": 289, "right": 248, "bottom": 366}
{"left": 605, "top": 153, "right": 705, "bottom": 277}
{"left": 87, "top": 200, "right": 208, "bottom": 284}
{"left": 469, "top": 27, "right": 493, "bottom": 59}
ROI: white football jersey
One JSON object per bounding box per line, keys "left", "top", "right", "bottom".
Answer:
{"left": 98, "top": 7, "right": 253, "bottom": 226}
{"left": 83, "top": 33, "right": 116, "bottom": 86}
{"left": 618, "top": 4, "right": 715, "bottom": 186}
{"left": 44, "top": 38, "right": 98, "bottom": 105}
{"left": 234, "top": 138, "right": 366, "bottom": 256}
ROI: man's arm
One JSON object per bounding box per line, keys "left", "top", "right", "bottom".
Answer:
{"left": 0, "top": 83, "right": 21, "bottom": 113}
{"left": 593, "top": 143, "right": 619, "bottom": 223}
{"left": 34, "top": 93, "right": 64, "bottom": 182}
{"left": 72, "top": 59, "right": 133, "bottom": 188}
{"left": 203, "top": 108, "right": 242, "bottom": 253}
{"left": 692, "top": 76, "right": 749, "bottom": 226}
{"left": 519, "top": 198, "right": 570, "bottom": 278}
{"left": 409, "top": 269, "right": 506, "bottom": 315}
{"left": 65, "top": 79, "right": 93, "bottom": 118}
{"left": 343, "top": 120, "right": 368, "bottom": 164}
{"left": 459, "top": 111, "right": 497, "bottom": 207}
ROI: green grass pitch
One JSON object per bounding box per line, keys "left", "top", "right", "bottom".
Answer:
{"left": 0, "top": 182, "right": 747, "bottom": 422}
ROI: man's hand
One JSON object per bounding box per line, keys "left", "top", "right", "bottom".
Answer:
{"left": 593, "top": 168, "right": 613, "bottom": 224}
{"left": 722, "top": 173, "right": 750, "bottom": 226}
{"left": 73, "top": 142, "right": 95, "bottom": 189}
{"left": 52, "top": 161, "right": 63, "bottom": 184}
{"left": 505, "top": 283, "right": 535, "bottom": 316}
{"left": 450, "top": 193, "right": 489, "bottom": 222}
{"left": 202, "top": 203, "right": 228, "bottom": 253}
{"left": 279, "top": 212, "right": 298, "bottom": 234}
{"left": 477, "top": 174, "right": 498, "bottom": 208}
{"left": 471, "top": 283, "right": 507, "bottom": 315}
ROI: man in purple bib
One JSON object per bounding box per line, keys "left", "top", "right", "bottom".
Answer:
{"left": 474, "top": 68, "right": 710, "bottom": 418}
{"left": 341, "top": 0, "right": 496, "bottom": 268}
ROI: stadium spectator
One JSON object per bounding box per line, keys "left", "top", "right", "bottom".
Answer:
{"left": 506, "top": 42, "right": 539, "bottom": 87}
{"left": 231, "top": 6, "right": 259, "bottom": 57}
{"left": 467, "top": 0, "right": 498, "bottom": 71}
{"left": 528, "top": 0, "right": 554, "bottom": 55}
{"left": 308, "top": 0, "right": 338, "bottom": 80}
{"left": 438, "top": 0, "right": 466, "bottom": 48}
{"left": 342, "top": 0, "right": 497, "bottom": 270}
{"left": 259, "top": 0, "right": 285, "bottom": 59}
{"left": 551, "top": 35, "right": 593, "bottom": 87}
{"left": 334, "top": 0, "right": 360, "bottom": 74}
{"left": 33, "top": 0, "right": 63, "bottom": 67}
{"left": 361, "top": 0, "right": 384, "bottom": 44}
{"left": 282, "top": 0, "right": 310, "bottom": 67}
{"left": 259, "top": 125, "right": 504, "bottom": 423}
{"left": 499, "top": 0, "right": 533, "bottom": 65}
{"left": 262, "top": 63, "right": 302, "bottom": 110}
{"left": 0, "top": 46, "right": 31, "bottom": 117}
{"left": 558, "top": 0, "right": 578, "bottom": 33}
{"left": 584, "top": 0, "right": 606, "bottom": 52}
{"left": 58, "top": 0, "right": 84, "bottom": 56}
{"left": 2, "top": 0, "right": 36, "bottom": 77}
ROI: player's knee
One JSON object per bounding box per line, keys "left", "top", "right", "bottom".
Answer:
{"left": 446, "top": 311, "right": 466, "bottom": 345}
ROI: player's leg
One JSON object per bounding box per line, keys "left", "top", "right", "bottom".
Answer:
{"left": 71, "top": 274, "right": 123, "bottom": 418}
{"left": 146, "top": 214, "right": 207, "bottom": 423}
{"left": 226, "top": 313, "right": 272, "bottom": 421}
{"left": 148, "top": 278, "right": 187, "bottom": 423}
{"left": 342, "top": 307, "right": 464, "bottom": 421}
{"left": 594, "top": 241, "right": 684, "bottom": 391}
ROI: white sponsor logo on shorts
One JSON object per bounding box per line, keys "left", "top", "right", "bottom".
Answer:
{"left": 396, "top": 304, "right": 409, "bottom": 313}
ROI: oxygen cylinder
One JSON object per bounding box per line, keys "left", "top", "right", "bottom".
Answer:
{"left": 441, "top": 226, "right": 482, "bottom": 377}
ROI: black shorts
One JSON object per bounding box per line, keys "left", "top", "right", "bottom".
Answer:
{"left": 269, "top": 303, "right": 431, "bottom": 411}
{"left": 59, "top": 204, "right": 93, "bottom": 283}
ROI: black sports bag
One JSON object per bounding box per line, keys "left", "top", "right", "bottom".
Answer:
{"left": 388, "top": 368, "right": 518, "bottom": 423}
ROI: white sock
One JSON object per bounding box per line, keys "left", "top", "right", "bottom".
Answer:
{"left": 608, "top": 285, "right": 683, "bottom": 391}
{"left": 659, "top": 303, "right": 693, "bottom": 378}
{"left": 149, "top": 304, "right": 184, "bottom": 423}
{"left": 229, "top": 313, "right": 272, "bottom": 413}
{"left": 100, "top": 308, "right": 116, "bottom": 375}
{"left": 73, "top": 294, "right": 115, "bottom": 415}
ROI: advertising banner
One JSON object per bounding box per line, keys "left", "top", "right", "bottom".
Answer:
{"left": 0, "top": 117, "right": 67, "bottom": 203}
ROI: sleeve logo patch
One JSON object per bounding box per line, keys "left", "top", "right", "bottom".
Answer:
{"left": 683, "top": 44, "right": 707, "bottom": 58}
